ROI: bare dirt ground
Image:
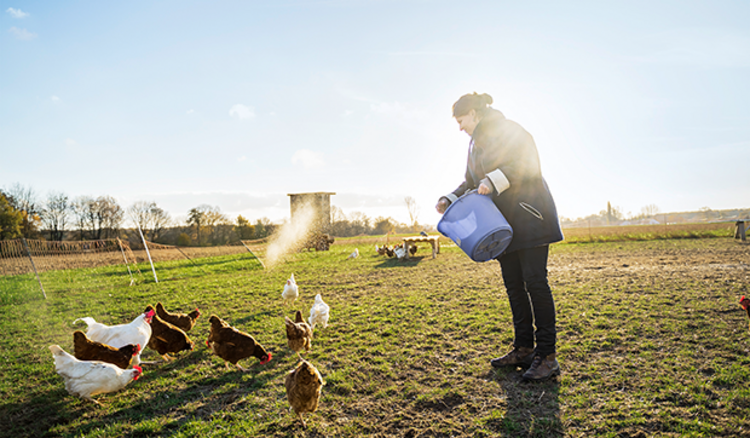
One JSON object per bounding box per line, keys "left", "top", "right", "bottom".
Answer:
{"left": 548, "top": 238, "right": 750, "bottom": 285}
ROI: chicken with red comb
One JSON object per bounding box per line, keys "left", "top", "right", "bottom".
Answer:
{"left": 206, "top": 314, "right": 272, "bottom": 371}
{"left": 73, "top": 309, "right": 153, "bottom": 366}
{"left": 740, "top": 296, "right": 750, "bottom": 330}
{"left": 740, "top": 296, "right": 750, "bottom": 311}
{"left": 49, "top": 345, "right": 143, "bottom": 405}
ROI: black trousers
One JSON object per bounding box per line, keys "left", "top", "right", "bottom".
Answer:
{"left": 497, "top": 245, "right": 556, "bottom": 357}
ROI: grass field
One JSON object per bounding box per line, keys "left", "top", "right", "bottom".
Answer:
{"left": 2, "top": 237, "right": 750, "bottom": 437}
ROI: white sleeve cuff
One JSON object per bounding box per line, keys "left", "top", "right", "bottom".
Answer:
{"left": 444, "top": 193, "right": 458, "bottom": 203}
{"left": 486, "top": 169, "right": 510, "bottom": 195}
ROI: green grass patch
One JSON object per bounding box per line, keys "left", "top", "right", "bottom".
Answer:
{"left": 1, "top": 238, "right": 750, "bottom": 436}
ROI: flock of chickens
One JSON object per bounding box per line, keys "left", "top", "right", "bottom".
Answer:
{"left": 375, "top": 243, "right": 417, "bottom": 259}
{"left": 49, "top": 273, "right": 331, "bottom": 427}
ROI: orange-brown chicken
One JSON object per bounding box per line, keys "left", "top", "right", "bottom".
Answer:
{"left": 155, "top": 302, "right": 201, "bottom": 332}
{"left": 285, "top": 359, "right": 325, "bottom": 427}
{"left": 72, "top": 330, "right": 140, "bottom": 370}
{"left": 206, "top": 315, "right": 272, "bottom": 371}
{"left": 740, "top": 296, "right": 750, "bottom": 329}
{"left": 285, "top": 310, "right": 313, "bottom": 358}
{"left": 145, "top": 305, "right": 195, "bottom": 361}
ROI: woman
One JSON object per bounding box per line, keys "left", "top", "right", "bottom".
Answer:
{"left": 436, "top": 92, "right": 563, "bottom": 381}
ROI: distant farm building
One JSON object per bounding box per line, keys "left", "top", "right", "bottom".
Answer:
{"left": 288, "top": 192, "right": 336, "bottom": 250}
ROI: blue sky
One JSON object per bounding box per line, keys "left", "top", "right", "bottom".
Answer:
{"left": 2, "top": 1, "right": 748, "bottom": 226}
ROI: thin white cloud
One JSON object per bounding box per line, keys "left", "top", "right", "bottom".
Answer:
{"left": 341, "top": 109, "right": 354, "bottom": 117}
{"left": 8, "top": 27, "right": 36, "bottom": 40}
{"left": 51, "top": 95, "right": 60, "bottom": 102}
{"left": 65, "top": 138, "right": 78, "bottom": 147}
{"left": 238, "top": 156, "right": 247, "bottom": 162}
{"left": 186, "top": 109, "right": 194, "bottom": 114}
{"left": 291, "top": 149, "right": 325, "bottom": 169}
{"left": 6, "top": 7, "right": 29, "bottom": 18}
{"left": 229, "top": 104, "right": 255, "bottom": 120}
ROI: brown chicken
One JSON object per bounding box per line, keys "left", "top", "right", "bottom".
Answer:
{"left": 285, "top": 359, "right": 325, "bottom": 427}
{"left": 740, "top": 296, "right": 750, "bottom": 329}
{"left": 285, "top": 310, "right": 313, "bottom": 358}
{"left": 72, "top": 330, "right": 140, "bottom": 370}
{"left": 155, "top": 302, "right": 201, "bottom": 332}
{"left": 145, "top": 305, "right": 195, "bottom": 361}
{"left": 206, "top": 315, "right": 272, "bottom": 371}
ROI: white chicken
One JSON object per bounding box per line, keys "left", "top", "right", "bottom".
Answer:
{"left": 73, "top": 309, "right": 154, "bottom": 366}
{"left": 282, "top": 273, "right": 299, "bottom": 306}
{"left": 49, "top": 345, "right": 142, "bottom": 405}
{"left": 394, "top": 245, "right": 407, "bottom": 259}
{"left": 347, "top": 248, "right": 359, "bottom": 259}
{"left": 308, "top": 294, "right": 330, "bottom": 330}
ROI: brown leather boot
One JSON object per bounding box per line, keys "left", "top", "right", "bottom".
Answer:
{"left": 522, "top": 353, "right": 560, "bottom": 381}
{"left": 490, "top": 346, "right": 535, "bottom": 368}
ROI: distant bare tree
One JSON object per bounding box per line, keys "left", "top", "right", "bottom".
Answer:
{"left": 330, "top": 205, "right": 346, "bottom": 223}
{"left": 603, "top": 201, "right": 624, "bottom": 225}
{"left": 128, "top": 201, "right": 172, "bottom": 242}
{"left": 640, "top": 204, "right": 660, "bottom": 218}
{"left": 203, "top": 207, "right": 230, "bottom": 244}
{"left": 71, "top": 196, "right": 94, "bottom": 240}
{"left": 149, "top": 206, "right": 171, "bottom": 241}
{"left": 187, "top": 204, "right": 226, "bottom": 245}
{"left": 96, "top": 196, "right": 123, "bottom": 239}
{"left": 43, "top": 191, "right": 70, "bottom": 241}
{"left": 405, "top": 196, "right": 419, "bottom": 231}
{"left": 70, "top": 196, "right": 123, "bottom": 240}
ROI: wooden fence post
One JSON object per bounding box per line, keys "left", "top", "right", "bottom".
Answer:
{"left": 735, "top": 221, "right": 747, "bottom": 241}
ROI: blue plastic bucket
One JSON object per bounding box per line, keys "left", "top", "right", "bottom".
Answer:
{"left": 437, "top": 191, "right": 513, "bottom": 262}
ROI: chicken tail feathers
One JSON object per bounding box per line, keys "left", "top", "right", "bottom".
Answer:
{"left": 73, "top": 317, "right": 96, "bottom": 327}
{"left": 294, "top": 310, "right": 304, "bottom": 324}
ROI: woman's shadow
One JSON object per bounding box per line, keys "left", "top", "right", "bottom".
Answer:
{"left": 488, "top": 366, "right": 563, "bottom": 437}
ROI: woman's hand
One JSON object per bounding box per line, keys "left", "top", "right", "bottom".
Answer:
{"left": 477, "top": 181, "right": 492, "bottom": 195}
{"left": 436, "top": 198, "right": 449, "bottom": 214}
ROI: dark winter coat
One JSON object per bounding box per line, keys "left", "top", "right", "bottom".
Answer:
{"left": 444, "top": 108, "right": 563, "bottom": 254}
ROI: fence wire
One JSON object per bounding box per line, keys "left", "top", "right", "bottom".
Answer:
{"left": 0, "top": 238, "right": 267, "bottom": 304}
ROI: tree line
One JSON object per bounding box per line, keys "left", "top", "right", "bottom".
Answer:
{"left": 0, "top": 184, "right": 425, "bottom": 246}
